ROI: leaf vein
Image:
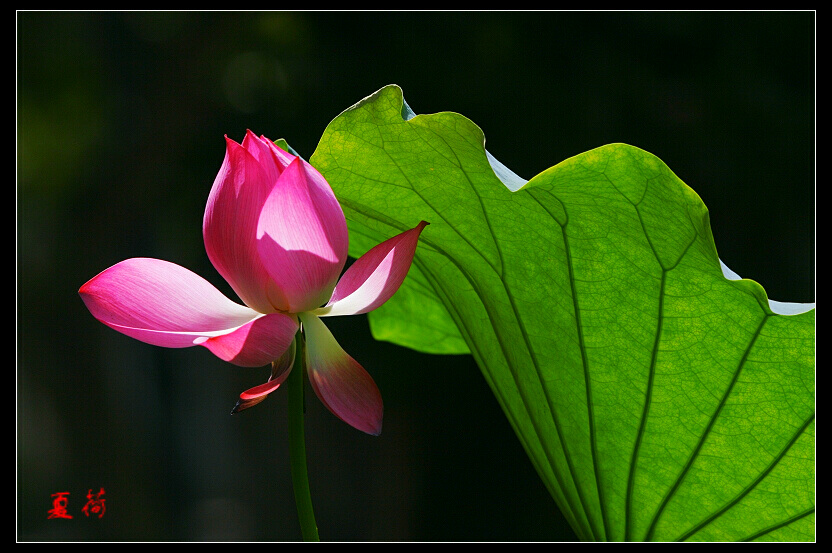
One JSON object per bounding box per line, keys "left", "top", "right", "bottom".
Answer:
{"left": 676, "top": 413, "right": 814, "bottom": 542}
{"left": 644, "top": 314, "right": 769, "bottom": 540}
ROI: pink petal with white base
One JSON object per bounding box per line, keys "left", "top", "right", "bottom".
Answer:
{"left": 80, "top": 258, "right": 295, "bottom": 366}
{"left": 203, "top": 136, "right": 288, "bottom": 314}
{"left": 318, "top": 221, "right": 428, "bottom": 317}
{"left": 256, "top": 157, "right": 349, "bottom": 313}
{"left": 299, "top": 313, "right": 383, "bottom": 436}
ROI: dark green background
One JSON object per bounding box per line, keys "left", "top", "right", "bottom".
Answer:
{"left": 18, "top": 12, "right": 814, "bottom": 541}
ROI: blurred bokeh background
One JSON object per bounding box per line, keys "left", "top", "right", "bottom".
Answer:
{"left": 18, "top": 12, "right": 814, "bottom": 541}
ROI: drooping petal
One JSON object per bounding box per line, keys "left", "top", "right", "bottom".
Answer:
{"left": 316, "top": 221, "right": 428, "bottom": 317}
{"left": 299, "top": 313, "right": 383, "bottom": 436}
{"left": 80, "top": 258, "right": 296, "bottom": 366}
{"left": 203, "top": 135, "right": 288, "bottom": 314}
{"left": 231, "top": 338, "right": 297, "bottom": 413}
{"left": 256, "top": 157, "right": 349, "bottom": 313}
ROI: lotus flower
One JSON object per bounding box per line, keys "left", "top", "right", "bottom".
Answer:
{"left": 80, "top": 131, "right": 427, "bottom": 435}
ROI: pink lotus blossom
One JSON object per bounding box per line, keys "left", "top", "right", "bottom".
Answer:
{"left": 80, "top": 131, "right": 427, "bottom": 435}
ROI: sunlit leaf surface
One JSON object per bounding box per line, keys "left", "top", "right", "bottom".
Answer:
{"left": 310, "top": 86, "right": 815, "bottom": 541}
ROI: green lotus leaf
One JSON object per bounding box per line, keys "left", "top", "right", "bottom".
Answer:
{"left": 310, "top": 85, "right": 815, "bottom": 541}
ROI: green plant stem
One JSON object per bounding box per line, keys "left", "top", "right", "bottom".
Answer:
{"left": 287, "top": 333, "right": 319, "bottom": 541}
